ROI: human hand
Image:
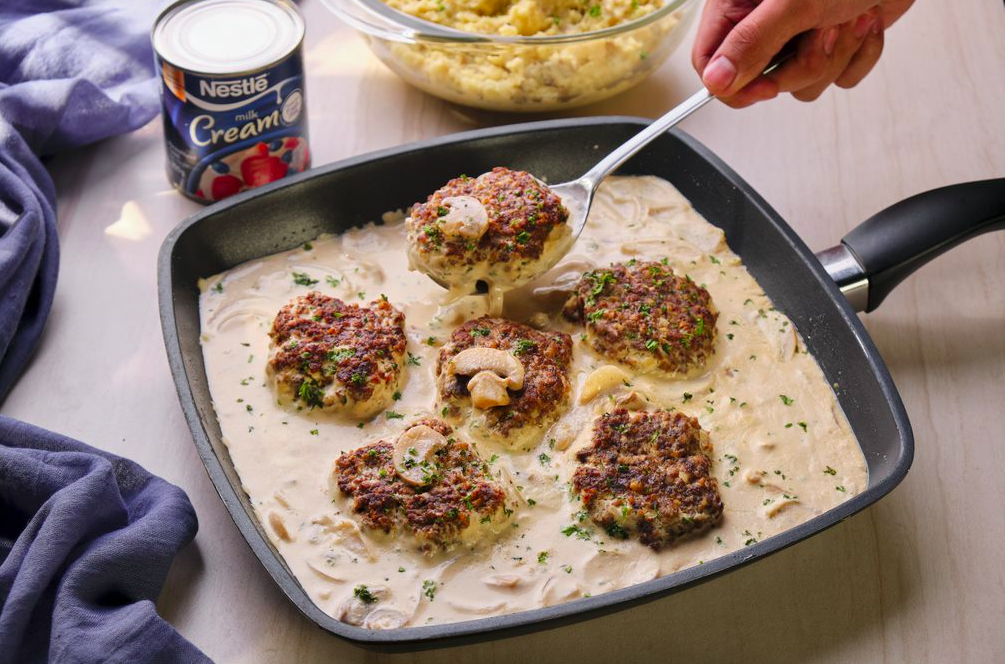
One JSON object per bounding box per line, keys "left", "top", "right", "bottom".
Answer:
{"left": 692, "top": 0, "right": 916, "bottom": 107}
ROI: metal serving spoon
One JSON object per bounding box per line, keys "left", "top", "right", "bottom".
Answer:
{"left": 538, "top": 54, "right": 796, "bottom": 282}
{"left": 424, "top": 51, "right": 795, "bottom": 293}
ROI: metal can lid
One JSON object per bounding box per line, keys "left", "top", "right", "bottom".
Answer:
{"left": 153, "top": 0, "right": 305, "bottom": 75}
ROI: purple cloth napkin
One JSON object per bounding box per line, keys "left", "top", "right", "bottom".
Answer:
{"left": 0, "top": 1, "right": 209, "bottom": 661}
{"left": 0, "top": 418, "right": 208, "bottom": 664}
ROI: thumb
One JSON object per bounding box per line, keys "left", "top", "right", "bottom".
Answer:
{"left": 702, "top": 0, "right": 813, "bottom": 96}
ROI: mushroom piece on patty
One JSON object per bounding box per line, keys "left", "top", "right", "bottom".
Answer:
{"left": 436, "top": 317, "right": 572, "bottom": 448}
{"left": 563, "top": 260, "right": 718, "bottom": 377}
{"left": 331, "top": 418, "right": 513, "bottom": 551}
{"left": 268, "top": 291, "right": 407, "bottom": 419}
{"left": 572, "top": 409, "right": 723, "bottom": 549}
{"left": 406, "top": 167, "right": 571, "bottom": 291}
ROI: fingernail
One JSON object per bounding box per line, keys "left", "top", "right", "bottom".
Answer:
{"left": 854, "top": 14, "right": 874, "bottom": 38}
{"left": 823, "top": 27, "right": 839, "bottom": 56}
{"left": 703, "top": 56, "right": 737, "bottom": 92}
{"left": 871, "top": 17, "right": 883, "bottom": 34}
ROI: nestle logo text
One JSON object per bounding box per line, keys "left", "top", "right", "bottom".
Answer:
{"left": 199, "top": 74, "right": 268, "bottom": 98}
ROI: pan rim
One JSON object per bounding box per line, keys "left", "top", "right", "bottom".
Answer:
{"left": 157, "top": 116, "right": 914, "bottom": 649}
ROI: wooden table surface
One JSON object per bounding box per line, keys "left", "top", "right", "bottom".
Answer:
{"left": 4, "top": 0, "right": 1004, "bottom": 661}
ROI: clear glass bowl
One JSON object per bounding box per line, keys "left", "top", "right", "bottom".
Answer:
{"left": 320, "top": 0, "right": 699, "bottom": 111}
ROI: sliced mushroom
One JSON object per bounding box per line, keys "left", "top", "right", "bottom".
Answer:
{"left": 268, "top": 512, "right": 293, "bottom": 542}
{"left": 614, "top": 390, "right": 649, "bottom": 411}
{"left": 482, "top": 573, "right": 522, "bottom": 589}
{"left": 578, "top": 365, "right": 631, "bottom": 404}
{"left": 763, "top": 496, "right": 801, "bottom": 518}
{"left": 447, "top": 347, "right": 525, "bottom": 410}
{"left": 338, "top": 585, "right": 390, "bottom": 625}
{"left": 467, "top": 370, "right": 512, "bottom": 408}
{"left": 756, "top": 312, "right": 798, "bottom": 361}
{"left": 440, "top": 196, "right": 489, "bottom": 239}
{"left": 363, "top": 607, "right": 409, "bottom": 629}
{"left": 450, "top": 347, "right": 524, "bottom": 387}
{"left": 392, "top": 425, "right": 448, "bottom": 486}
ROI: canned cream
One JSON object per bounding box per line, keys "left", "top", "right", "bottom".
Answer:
{"left": 153, "top": 0, "right": 309, "bottom": 202}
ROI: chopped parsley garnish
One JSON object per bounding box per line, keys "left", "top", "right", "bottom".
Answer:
{"left": 353, "top": 585, "right": 377, "bottom": 604}
{"left": 212, "top": 282, "right": 224, "bottom": 293}
{"left": 836, "top": 485, "right": 847, "bottom": 493}
{"left": 423, "top": 225, "right": 444, "bottom": 249}
{"left": 645, "top": 339, "right": 659, "bottom": 351}
{"left": 385, "top": 410, "right": 404, "bottom": 419}
{"left": 588, "top": 4, "right": 601, "bottom": 17}
{"left": 709, "top": 255, "right": 720, "bottom": 264}
{"left": 292, "top": 272, "right": 318, "bottom": 287}
{"left": 682, "top": 392, "right": 693, "bottom": 402}
{"left": 798, "top": 421, "right": 808, "bottom": 432}
{"left": 513, "top": 339, "right": 536, "bottom": 354}
{"left": 309, "top": 429, "right": 319, "bottom": 436}
{"left": 605, "top": 523, "right": 629, "bottom": 540}
{"left": 422, "top": 579, "right": 437, "bottom": 601}
{"left": 327, "top": 348, "right": 355, "bottom": 363}
{"left": 407, "top": 352, "right": 421, "bottom": 366}
{"left": 325, "top": 275, "right": 340, "bottom": 288}
{"left": 298, "top": 379, "right": 324, "bottom": 407}
{"left": 537, "top": 551, "right": 549, "bottom": 564}
{"left": 589, "top": 270, "right": 616, "bottom": 297}
{"left": 779, "top": 394, "right": 794, "bottom": 406}
{"left": 538, "top": 452, "right": 551, "bottom": 465}
{"left": 470, "top": 328, "right": 490, "bottom": 337}
{"left": 515, "top": 231, "right": 531, "bottom": 244}
{"left": 824, "top": 466, "right": 837, "bottom": 475}
{"left": 561, "top": 524, "right": 592, "bottom": 540}
{"left": 586, "top": 309, "right": 606, "bottom": 322}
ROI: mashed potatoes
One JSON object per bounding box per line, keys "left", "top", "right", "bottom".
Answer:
{"left": 373, "top": 0, "right": 694, "bottom": 110}
{"left": 386, "top": 0, "right": 663, "bottom": 36}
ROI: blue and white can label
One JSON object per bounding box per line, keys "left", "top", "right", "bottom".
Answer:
{"left": 153, "top": 0, "right": 309, "bottom": 203}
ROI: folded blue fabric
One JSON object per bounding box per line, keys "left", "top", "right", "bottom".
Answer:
{"left": 0, "top": 0, "right": 163, "bottom": 397}
{"left": 0, "top": 417, "right": 209, "bottom": 664}
{"left": 0, "top": 1, "right": 210, "bottom": 661}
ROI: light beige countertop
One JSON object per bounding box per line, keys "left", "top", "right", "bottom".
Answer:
{"left": 3, "top": 0, "right": 1003, "bottom": 661}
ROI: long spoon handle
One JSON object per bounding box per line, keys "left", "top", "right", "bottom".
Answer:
{"left": 577, "top": 88, "right": 714, "bottom": 192}
{"left": 576, "top": 47, "right": 798, "bottom": 193}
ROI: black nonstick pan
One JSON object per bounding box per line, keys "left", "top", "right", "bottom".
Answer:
{"left": 157, "top": 117, "right": 1005, "bottom": 650}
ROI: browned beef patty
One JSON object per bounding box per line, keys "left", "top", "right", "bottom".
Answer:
{"left": 563, "top": 260, "right": 717, "bottom": 376}
{"left": 572, "top": 409, "right": 723, "bottom": 549}
{"left": 436, "top": 317, "right": 572, "bottom": 445}
{"left": 268, "top": 291, "right": 406, "bottom": 417}
{"left": 333, "top": 418, "right": 509, "bottom": 550}
{"left": 406, "top": 167, "right": 569, "bottom": 285}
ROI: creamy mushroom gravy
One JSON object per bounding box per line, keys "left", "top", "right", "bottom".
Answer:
{"left": 198, "top": 175, "right": 867, "bottom": 628}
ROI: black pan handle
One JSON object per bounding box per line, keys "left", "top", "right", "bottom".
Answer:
{"left": 817, "top": 178, "right": 1005, "bottom": 312}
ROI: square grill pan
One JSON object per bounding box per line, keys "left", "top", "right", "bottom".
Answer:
{"left": 158, "top": 117, "right": 912, "bottom": 650}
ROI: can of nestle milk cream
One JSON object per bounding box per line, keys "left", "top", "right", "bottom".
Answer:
{"left": 152, "top": 0, "right": 309, "bottom": 203}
